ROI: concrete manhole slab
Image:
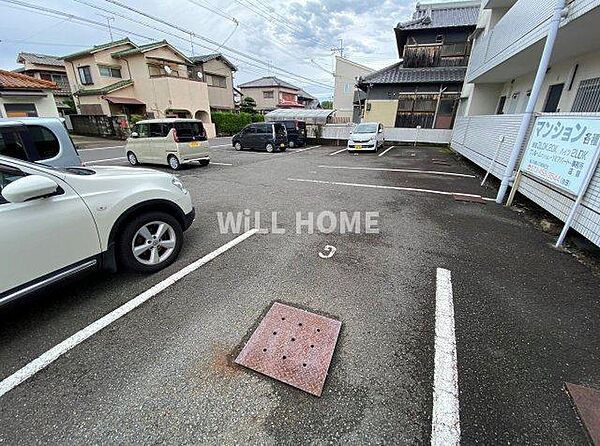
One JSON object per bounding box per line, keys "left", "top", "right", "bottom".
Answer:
{"left": 453, "top": 194, "right": 486, "bottom": 204}
{"left": 235, "top": 303, "right": 341, "bottom": 396}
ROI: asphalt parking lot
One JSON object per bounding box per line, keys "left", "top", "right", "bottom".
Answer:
{"left": 1, "top": 139, "right": 599, "bottom": 444}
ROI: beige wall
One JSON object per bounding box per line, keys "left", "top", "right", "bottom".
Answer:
{"left": 67, "top": 43, "right": 212, "bottom": 127}
{"left": 202, "top": 58, "right": 235, "bottom": 110}
{"left": 364, "top": 100, "right": 398, "bottom": 127}
{"left": 333, "top": 56, "right": 373, "bottom": 118}
{"left": 0, "top": 91, "right": 60, "bottom": 118}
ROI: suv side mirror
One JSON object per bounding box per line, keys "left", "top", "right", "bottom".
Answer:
{"left": 1, "top": 175, "right": 60, "bottom": 203}
{"left": 130, "top": 131, "right": 139, "bottom": 138}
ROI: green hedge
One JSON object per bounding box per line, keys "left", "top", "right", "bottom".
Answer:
{"left": 211, "top": 112, "right": 264, "bottom": 136}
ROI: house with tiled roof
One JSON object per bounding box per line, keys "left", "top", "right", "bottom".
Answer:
{"left": 15, "top": 52, "right": 72, "bottom": 113}
{"left": 62, "top": 38, "right": 214, "bottom": 136}
{"left": 357, "top": 0, "right": 480, "bottom": 128}
{"left": 0, "top": 69, "right": 60, "bottom": 118}
{"left": 238, "top": 76, "right": 319, "bottom": 112}
{"left": 189, "top": 53, "right": 237, "bottom": 112}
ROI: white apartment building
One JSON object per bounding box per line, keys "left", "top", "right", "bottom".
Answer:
{"left": 452, "top": 0, "right": 600, "bottom": 247}
{"left": 333, "top": 56, "right": 373, "bottom": 122}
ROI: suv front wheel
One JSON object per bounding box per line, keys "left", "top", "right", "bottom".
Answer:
{"left": 118, "top": 211, "right": 183, "bottom": 273}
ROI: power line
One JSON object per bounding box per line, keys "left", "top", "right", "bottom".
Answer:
{"left": 0, "top": 0, "right": 332, "bottom": 90}
{"left": 100, "top": 0, "right": 332, "bottom": 88}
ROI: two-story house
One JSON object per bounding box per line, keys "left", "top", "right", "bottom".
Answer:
{"left": 15, "top": 52, "right": 72, "bottom": 114}
{"left": 357, "top": 1, "right": 480, "bottom": 128}
{"left": 238, "top": 76, "right": 306, "bottom": 112}
{"left": 189, "top": 53, "right": 237, "bottom": 112}
{"left": 63, "top": 38, "right": 214, "bottom": 136}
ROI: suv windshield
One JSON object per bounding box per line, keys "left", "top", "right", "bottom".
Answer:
{"left": 174, "top": 121, "right": 206, "bottom": 142}
{"left": 354, "top": 123, "right": 378, "bottom": 133}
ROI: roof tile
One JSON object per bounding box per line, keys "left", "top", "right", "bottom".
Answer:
{"left": 0, "top": 69, "right": 58, "bottom": 90}
{"left": 360, "top": 63, "right": 467, "bottom": 84}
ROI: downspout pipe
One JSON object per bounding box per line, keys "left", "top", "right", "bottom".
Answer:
{"left": 496, "top": 0, "right": 566, "bottom": 204}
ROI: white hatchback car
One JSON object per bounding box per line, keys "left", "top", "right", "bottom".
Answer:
{"left": 0, "top": 155, "right": 195, "bottom": 306}
{"left": 347, "top": 122, "right": 385, "bottom": 152}
{"left": 126, "top": 119, "right": 210, "bottom": 170}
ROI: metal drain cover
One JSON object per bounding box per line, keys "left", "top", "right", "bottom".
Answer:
{"left": 453, "top": 194, "right": 486, "bottom": 204}
{"left": 235, "top": 303, "right": 341, "bottom": 396}
{"left": 566, "top": 383, "right": 600, "bottom": 445}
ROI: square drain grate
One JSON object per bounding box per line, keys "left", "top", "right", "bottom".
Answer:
{"left": 235, "top": 303, "right": 341, "bottom": 396}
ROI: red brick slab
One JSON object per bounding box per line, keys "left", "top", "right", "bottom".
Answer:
{"left": 453, "top": 194, "right": 486, "bottom": 204}
{"left": 567, "top": 383, "right": 600, "bottom": 445}
{"left": 235, "top": 303, "right": 341, "bottom": 396}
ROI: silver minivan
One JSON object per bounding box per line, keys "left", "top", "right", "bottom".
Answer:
{"left": 126, "top": 118, "right": 210, "bottom": 170}
{"left": 0, "top": 118, "right": 82, "bottom": 167}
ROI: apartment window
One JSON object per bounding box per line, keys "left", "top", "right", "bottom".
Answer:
{"left": 543, "top": 83, "right": 564, "bottom": 112}
{"left": 506, "top": 92, "right": 520, "bottom": 114}
{"left": 343, "top": 83, "right": 351, "bottom": 94}
{"left": 496, "top": 95, "right": 507, "bottom": 114}
{"left": 571, "top": 77, "right": 600, "bottom": 112}
{"left": 263, "top": 90, "right": 274, "bottom": 99}
{"left": 77, "top": 66, "right": 93, "bottom": 85}
{"left": 208, "top": 74, "right": 227, "bottom": 88}
{"left": 98, "top": 65, "right": 122, "bottom": 78}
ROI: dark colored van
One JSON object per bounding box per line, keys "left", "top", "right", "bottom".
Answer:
{"left": 232, "top": 122, "right": 288, "bottom": 152}
{"left": 276, "top": 120, "right": 306, "bottom": 148}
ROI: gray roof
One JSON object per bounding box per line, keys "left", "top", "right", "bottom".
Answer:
{"left": 396, "top": 1, "right": 480, "bottom": 30}
{"left": 189, "top": 53, "right": 237, "bottom": 71}
{"left": 297, "top": 89, "right": 315, "bottom": 99}
{"left": 360, "top": 62, "right": 467, "bottom": 84}
{"left": 17, "top": 52, "right": 64, "bottom": 67}
{"left": 264, "top": 108, "right": 334, "bottom": 124}
{"left": 238, "top": 76, "right": 299, "bottom": 90}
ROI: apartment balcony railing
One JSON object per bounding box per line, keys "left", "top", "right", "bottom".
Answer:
{"left": 467, "top": 0, "right": 599, "bottom": 83}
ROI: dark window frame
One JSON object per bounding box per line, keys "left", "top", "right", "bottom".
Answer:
{"left": 77, "top": 65, "right": 93, "bottom": 85}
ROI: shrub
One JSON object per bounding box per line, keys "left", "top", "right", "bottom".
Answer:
{"left": 211, "top": 112, "right": 264, "bottom": 135}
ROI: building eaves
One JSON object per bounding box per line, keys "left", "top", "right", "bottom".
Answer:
{"left": 189, "top": 53, "right": 238, "bottom": 71}
{"left": 359, "top": 63, "right": 467, "bottom": 84}
{"left": 16, "top": 52, "right": 64, "bottom": 67}
{"left": 63, "top": 38, "right": 134, "bottom": 61}
{"left": 74, "top": 79, "right": 133, "bottom": 96}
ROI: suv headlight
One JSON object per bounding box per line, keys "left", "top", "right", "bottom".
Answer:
{"left": 171, "top": 175, "right": 188, "bottom": 195}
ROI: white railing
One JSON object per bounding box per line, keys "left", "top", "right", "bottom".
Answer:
{"left": 319, "top": 124, "right": 452, "bottom": 144}
{"left": 451, "top": 113, "right": 600, "bottom": 247}
{"left": 467, "top": 0, "right": 599, "bottom": 82}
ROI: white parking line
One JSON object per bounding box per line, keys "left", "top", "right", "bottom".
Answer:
{"left": 287, "top": 178, "right": 491, "bottom": 200}
{"left": 377, "top": 145, "right": 396, "bottom": 157}
{"left": 290, "top": 145, "right": 321, "bottom": 154}
{"left": 84, "top": 157, "right": 127, "bottom": 165}
{"left": 317, "top": 165, "right": 476, "bottom": 179}
{"left": 210, "top": 162, "right": 233, "bottom": 166}
{"left": 431, "top": 268, "right": 460, "bottom": 446}
{"left": 77, "top": 145, "right": 125, "bottom": 151}
{"left": 0, "top": 229, "right": 258, "bottom": 399}
{"left": 329, "top": 148, "right": 346, "bottom": 156}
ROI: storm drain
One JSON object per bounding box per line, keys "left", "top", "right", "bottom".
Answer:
{"left": 235, "top": 303, "right": 341, "bottom": 396}
{"left": 453, "top": 194, "right": 486, "bottom": 204}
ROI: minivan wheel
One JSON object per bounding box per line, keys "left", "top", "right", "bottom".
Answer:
{"left": 234, "top": 142, "right": 242, "bottom": 151}
{"left": 266, "top": 143, "right": 274, "bottom": 153}
{"left": 288, "top": 140, "right": 295, "bottom": 148}
{"left": 127, "top": 151, "right": 138, "bottom": 166}
{"left": 168, "top": 154, "right": 181, "bottom": 170}
{"left": 118, "top": 211, "right": 183, "bottom": 273}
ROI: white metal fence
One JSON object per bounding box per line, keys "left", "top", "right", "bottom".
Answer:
{"left": 451, "top": 113, "right": 600, "bottom": 247}
{"left": 319, "top": 124, "right": 452, "bottom": 144}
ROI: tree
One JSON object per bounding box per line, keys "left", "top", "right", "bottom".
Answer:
{"left": 321, "top": 100, "right": 333, "bottom": 109}
{"left": 240, "top": 96, "right": 257, "bottom": 113}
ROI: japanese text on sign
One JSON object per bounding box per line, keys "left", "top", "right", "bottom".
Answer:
{"left": 521, "top": 117, "right": 600, "bottom": 195}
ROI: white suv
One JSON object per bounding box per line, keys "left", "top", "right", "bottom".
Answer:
{"left": 0, "top": 155, "right": 195, "bottom": 306}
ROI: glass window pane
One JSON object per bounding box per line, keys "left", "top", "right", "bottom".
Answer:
{"left": 0, "top": 130, "right": 28, "bottom": 160}
{"left": 27, "top": 126, "right": 60, "bottom": 159}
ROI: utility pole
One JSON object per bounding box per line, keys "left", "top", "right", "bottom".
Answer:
{"left": 97, "top": 14, "right": 115, "bottom": 41}
{"left": 331, "top": 38, "right": 344, "bottom": 58}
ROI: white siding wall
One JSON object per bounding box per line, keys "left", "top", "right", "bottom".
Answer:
{"left": 320, "top": 125, "right": 452, "bottom": 144}
{"left": 468, "top": 0, "right": 600, "bottom": 82}
{"left": 451, "top": 113, "right": 600, "bottom": 246}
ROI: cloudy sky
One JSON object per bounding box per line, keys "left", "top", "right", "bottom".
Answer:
{"left": 0, "top": 0, "right": 421, "bottom": 100}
